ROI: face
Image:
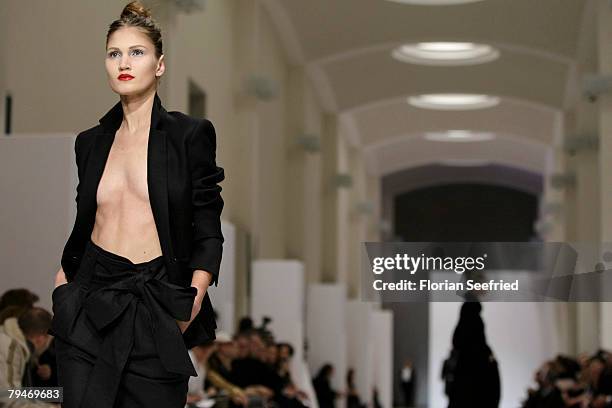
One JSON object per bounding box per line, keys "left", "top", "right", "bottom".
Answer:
{"left": 249, "top": 334, "right": 266, "bottom": 359}
{"left": 589, "top": 360, "right": 605, "bottom": 382}
{"left": 235, "top": 336, "right": 249, "bottom": 358}
{"left": 279, "top": 345, "right": 290, "bottom": 360}
{"left": 267, "top": 344, "right": 278, "bottom": 363}
{"left": 218, "top": 341, "right": 238, "bottom": 358}
{"left": 105, "top": 26, "right": 164, "bottom": 96}
{"left": 27, "top": 333, "right": 52, "bottom": 356}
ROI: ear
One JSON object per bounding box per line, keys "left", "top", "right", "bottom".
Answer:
{"left": 156, "top": 54, "right": 165, "bottom": 77}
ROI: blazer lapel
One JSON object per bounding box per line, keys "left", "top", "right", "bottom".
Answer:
{"left": 84, "top": 92, "right": 174, "bottom": 260}
{"left": 148, "top": 124, "right": 174, "bottom": 261}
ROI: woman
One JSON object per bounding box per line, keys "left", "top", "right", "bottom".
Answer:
{"left": 443, "top": 300, "right": 500, "bottom": 408}
{"left": 48, "top": 2, "right": 225, "bottom": 407}
{"left": 312, "top": 363, "right": 341, "bottom": 408}
{"left": 346, "top": 368, "right": 364, "bottom": 408}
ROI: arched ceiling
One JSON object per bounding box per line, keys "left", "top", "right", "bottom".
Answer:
{"left": 262, "top": 0, "right": 593, "bottom": 176}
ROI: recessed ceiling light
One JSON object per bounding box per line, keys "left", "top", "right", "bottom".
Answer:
{"left": 439, "top": 159, "right": 492, "bottom": 166}
{"left": 392, "top": 42, "right": 499, "bottom": 66}
{"left": 385, "top": 0, "right": 486, "bottom": 5}
{"left": 424, "top": 130, "right": 496, "bottom": 142}
{"left": 408, "top": 93, "right": 500, "bottom": 110}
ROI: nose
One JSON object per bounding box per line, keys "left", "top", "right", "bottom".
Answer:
{"left": 119, "top": 56, "right": 131, "bottom": 70}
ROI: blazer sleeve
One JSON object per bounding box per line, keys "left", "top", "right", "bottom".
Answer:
{"left": 60, "top": 133, "right": 84, "bottom": 281}
{"left": 186, "top": 118, "right": 225, "bottom": 287}
{"left": 73, "top": 134, "right": 83, "bottom": 205}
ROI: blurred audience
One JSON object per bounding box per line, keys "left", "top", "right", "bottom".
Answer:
{"left": 0, "top": 289, "right": 39, "bottom": 313}
{"left": 186, "top": 338, "right": 217, "bottom": 405}
{"left": 522, "top": 350, "right": 612, "bottom": 407}
{"left": 0, "top": 302, "right": 57, "bottom": 407}
{"left": 186, "top": 316, "right": 312, "bottom": 407}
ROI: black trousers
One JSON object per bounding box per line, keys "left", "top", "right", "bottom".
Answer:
{"left": 50, "top": 239, "right": 198, "bottom": 408}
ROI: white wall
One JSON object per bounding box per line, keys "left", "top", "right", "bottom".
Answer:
{"left": 0, "top": 134, "right": 76, "bottom": 310}
{"left": 250, "top": 259, "right": 305, "bottom": 344}
{"left": 213, "top": 220, "right": 236, "bottom": 334}
{"left": 346, "top": 300, "right": 374, "bottom": 405}
{"left": 371, "top": 309, "right": 393, "bottom": 408}
{"left": 306, "top": 283, "right": 347, "bottom": 400}
{"left": 250, "top": 259, "right": 309, "bottom": 390}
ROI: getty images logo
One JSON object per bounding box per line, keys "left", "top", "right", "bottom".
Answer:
{"left": 371, "top": 253, "right": 487, "bottom": 275}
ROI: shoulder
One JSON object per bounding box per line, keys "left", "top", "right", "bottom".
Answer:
{"left": 166, "top": 110, "right": 201, "bottom": 127}
{"left": 166, "top": 111, "right": 216, "bottom": 146}
{"left": 166, "top": 111, "right": 213, "bottom": 135}
{"left": 76, "top": 124, "right": 102, "bottom": 139}
{"left": 70, "top": 126, "right": 99, "bottom": 165}
{"left": 74, "top": 124, "right": 101, "bottom": 152}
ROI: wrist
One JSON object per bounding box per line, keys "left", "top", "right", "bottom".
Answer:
{"left": 191, "top": 270, "right": 212, "bottom": 300}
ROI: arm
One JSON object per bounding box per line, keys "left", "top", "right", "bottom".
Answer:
{"left": 60, "top": 133, "right": 84, "bottom": 282}
{"left": 0, "top": 337, "right": 24, "bottom": 388}
{"left": 54, "top": 267, "right": 68, "bottom": 289}
{"left": 186, "top": 119, "right": 225, "bottom": 288}
{"left": 177, "top": 269, "right": 212, "bottom": 332}
{"left": 177, "top": 119, "right": 225, "bottom": 331}
{"left": 207, "top": 368, "right": 245, "bottom": 397}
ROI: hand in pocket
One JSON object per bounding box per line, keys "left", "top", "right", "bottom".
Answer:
{"left": 176, "top": 319, "right": 190, "bottom": 334}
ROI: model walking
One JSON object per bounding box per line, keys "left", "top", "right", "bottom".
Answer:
{"left": 48, "top": 2, "right": 225, "bottom": 407}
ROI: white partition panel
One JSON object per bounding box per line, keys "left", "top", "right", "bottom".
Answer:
{"left": 211, "top": 220, "right": 236, "bottom": 334}
{"left": 251, "top": 259, "right": 305, "bottom": 338}
{"left": 250, "top": 259, "right": 307, "bottom": 376}
{"left": 306, "top": 283, "right": 347, "bottom": 405}
{"left": 346, "top": 300, "right": 374, "bottom": 405}
{"left": 370, "top": 309, "right": 393, "bottom": 408}
{"left": 291, "top": 344, "right": 319, "bottom": 408}
{"left": 0, "top": 134, "right": 76, "bottom": 310}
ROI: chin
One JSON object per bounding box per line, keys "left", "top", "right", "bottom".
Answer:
{"left": 113, "top": 86, "right": 143, "bottom": 96}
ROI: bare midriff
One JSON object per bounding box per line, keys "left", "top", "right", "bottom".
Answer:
{"left": 90, "top": 127, "right": 163, "bottom": 264}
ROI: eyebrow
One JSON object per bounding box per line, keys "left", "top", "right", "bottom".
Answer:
{"left": 106, "top": 45, "right": 148, "bottom": 51}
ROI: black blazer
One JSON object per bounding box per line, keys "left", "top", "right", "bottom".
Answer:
{"left": 61, "top": 92, "right": 224, "bottom": 347}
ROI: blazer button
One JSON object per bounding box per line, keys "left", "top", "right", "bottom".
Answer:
{"left": 171, "top": 257, "right": 178, "bottom": 263}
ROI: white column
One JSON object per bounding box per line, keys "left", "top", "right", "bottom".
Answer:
{"left": 597, "top": 0, "right": 612, "bottom": 350}
{"left": 306, "top": 284, "right": 347, "bottom": 396}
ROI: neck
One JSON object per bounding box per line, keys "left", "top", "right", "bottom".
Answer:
{"left": 119, "top": 90, "right": 156, "bottom": 134}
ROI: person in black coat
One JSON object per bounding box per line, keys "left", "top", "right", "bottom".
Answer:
{"left": 313, "top": 363, "right": 341, "bottom": 408}
{"left": 442, "top": 298, "right": 500, "bottom": 408}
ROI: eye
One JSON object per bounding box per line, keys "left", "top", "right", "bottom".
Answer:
{"left": 108, "top": 50, "right": 119, "bottom": 58}
{"left": 131, "top": 49, "right": 144, "bottom": 56}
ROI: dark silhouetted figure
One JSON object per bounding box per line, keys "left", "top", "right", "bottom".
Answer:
{"left": 442, "top": 300, "right": 500, "bottom": 408}
{"left": 400, "top": 359, "right": 415, "bottom": 407}
{"left": 313, "top": 363, "right": 340, "bottom": 408}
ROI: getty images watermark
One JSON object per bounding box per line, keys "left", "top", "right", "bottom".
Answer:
{"left": 360, "top": 242, "right": 612, "bottom": 302}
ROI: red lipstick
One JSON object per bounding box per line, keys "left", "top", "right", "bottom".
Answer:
{"left": 118, "top": 74, "right": 134, "bottom": 81}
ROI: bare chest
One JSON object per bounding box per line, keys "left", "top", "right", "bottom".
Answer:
{"left": 96, "top": 131, "right": 150, "bottom": 206}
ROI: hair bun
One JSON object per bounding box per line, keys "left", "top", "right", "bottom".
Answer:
{"left": 121, "top": 1, "right": 152, "bottom": 19}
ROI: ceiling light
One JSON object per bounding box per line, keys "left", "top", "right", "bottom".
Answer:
{"left": 424, "top": 130, "right": 495, "bottom": 142}
{"left": 408, "top": 93, "right": 500, "bottom": 110}
{"left": 385, "top": 0, "right": 486, "bottom": 5}
{"left": 439, "top": 159, "right": 492, "bottom": 166}
{"left": 392, "top": 42, "right": 499, "bottom": 66}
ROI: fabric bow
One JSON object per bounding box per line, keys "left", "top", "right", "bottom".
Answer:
{"left": 78, "top": 266, "right": 197, "bottom": 408}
